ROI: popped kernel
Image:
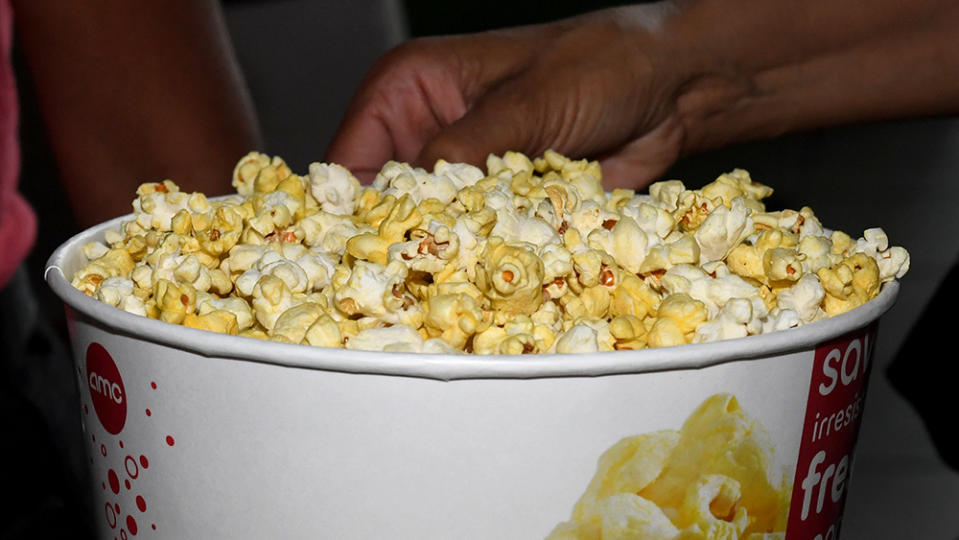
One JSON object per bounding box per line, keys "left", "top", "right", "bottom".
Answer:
{"left": 474, "top": 238, "right": 546, "bottom": 316}
{"left": 309, "top": 162, "right": 361, "bottom": 216}
{"left": 183, "top": 310, "right": 239, "bottom": 335}
{"left": 271, "top": 302, "right": 327, "bottom": 344}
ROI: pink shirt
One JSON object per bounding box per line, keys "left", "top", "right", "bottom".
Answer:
{"left": 0, "top": 0, "right": 37, "bottom": 289}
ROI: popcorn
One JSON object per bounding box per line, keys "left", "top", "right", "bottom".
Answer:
{"left": 183, "top": 310, "right": 239, "bottom": 335}
{"left": 424, "top": 293, "right": 488, "bottom": 350}
{"left": 701, "top": 168, "right": 774, "bottom": 207}
{"left": 344, "top": 324, "right": 425, "bottom": 353}
{"left": 271, "top": 302, "right": 327, "bottom": 344}
{"left": 489, "top": 150, "right": 534, "bottom": 176}
{"left": 250, "top": 274, "right": 296, "bottom": 331}
{"left": 96, "top": 277, "right": 148, "bottom": 317}
{"left": 649, "top": 293, "right": 708, "bottom": 347}
{"left": 609, "top": 274, "right": 659, "bottom": 320}
{"left": 475, "top": 238, "right": 545, "bottom": 316}
{"left": 194, "top": 204, "right": 245, "bottom": 258}
{"left": 876, "top": 245, "right": 910, "bottom": 282}
{"left": 774, "top": 273, "right": 826, "bottom": 324}
{"left": 294, "top": 250, "right": 336, "bottom": 291}
{"left": 586, "top": 216, "right": 649, "bottom": 274}
{"left": 763, "top": 307, "right": 802, "bottom": 334}
{"left": 637, "top": 234, "right": 700, "bottom": 275}
{"left": 662, "top": 264, "right": 766, "bottom": 325}
{"left": 133, "top": 181, "right": 210, "bottom": 232}
{"left": 388, "top": 222, "right": 460, "bottom": 275}
{"left": 553, "top": 323, "right": 602, "bottom": 354}
{"left": 72, "top": 248, "right": 137, "bottom": 296}
{"left": 694, "top": 197, "right": 754, "bottom": 264}
{"left": 433, "top": 159, "right": 485, "bottom": 190}
{"left": 817, "top": 253, "right": 881, "bottom": 316}
{"left": 754, "top": 206, "right": 824, "bottom": 239}
{"left": 334, "top": 260, "right": 422, "bottom": 326}
{"left": 308, "top": 162, "right": 362, "bottom": 216}
{"left": 763, "top": 247, "right": 803, "bottom": 284}
{"left": 372, "top": 160, "right": 476, "bottom": 206}
{"left": 693, "top": 298, "right": 753, "bottom": 343}
{"left": 674, "top": 189, "right": 718, "bottom": 232}
{"left": 252, "top": 193, "right": 294, "bottom": 235}
{"left": 82, "top": 241, "right": 110, "bottom": 261}
{"left": 196, "top": 295, "right": 255, "bottom": 331}
{"left": 303, "top": 314, "right": 343, "bottom": 348}
{"left": 648, "top": 180, "right": 685, "bottom": 211}
{"left": 346, "top": 194, "right": 422, "bottom": 265}
{"left": 609, "top": 315, "right": 648, "bottom": 350}
{"left": 153, "top": 278, "right": 196, "bottom": 325}
{"left": 490, "top": 207, "right": 559, "bottom": 249}
{"left": 232, "top": 151, "right": 291, "bottom": 198}
{"left": 796, "top": 235, "right": 838, "bottom": 274}
{"left": 74, "top": 150, "right": 908, "bottom": 354}
{"left": 297, "top": 210, "right": 370, "bottom": 257}
{"left": 854, "top": 227, "right": 911, "bottom": 281}
{"left": 568, "top": 200, "right": 620, "bottom": 238}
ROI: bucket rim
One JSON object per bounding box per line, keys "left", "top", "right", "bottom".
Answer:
{"left": 45, "top": 214, "right": 901, "bottom": 380}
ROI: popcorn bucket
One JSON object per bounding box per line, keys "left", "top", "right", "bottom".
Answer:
{"left": 46, "top": 215, "right": 900, "bottom": 540}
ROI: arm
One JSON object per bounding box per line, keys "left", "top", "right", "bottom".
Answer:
{"left": 667, "top": 0, "right": 959, "bottom": 159}
{"left": 326, "top": 0, "right": 959, "bottom": 188}
{"left": 13, "top": 0, "right": 262, "bottom": 227}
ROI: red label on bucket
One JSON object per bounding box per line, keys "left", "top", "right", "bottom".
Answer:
{"left": 86, "top": 342, "right": 127, "bottom": 435}
{"left": 786, "top": 322, "right": 877, "bottom": 539}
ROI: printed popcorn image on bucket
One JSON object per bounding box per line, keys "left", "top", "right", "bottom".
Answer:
{"left": 545, "top": 323, "right": 878, "bottom": 540}
{"left": 546, "top": 393, "right": 791, "bottom": 540}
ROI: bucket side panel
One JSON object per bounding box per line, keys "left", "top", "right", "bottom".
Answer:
{"left": 68, "top": 316, "right": 820, "bottom": 540}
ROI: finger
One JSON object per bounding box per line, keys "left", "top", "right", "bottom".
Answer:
{"left": 325, "top": 75, "right": 459, "bottom": 183}
{"left": 597, "top": 115, "right": 685, "bottom": 190}
{"left": 327, "top": 32, "right": 537, "bottom": 181}
{"left": 324, "top": 105, "right": 396, "bottom": 184}
{"left": 415, "top": 78, "right": 555, "bottom": 171}
{"left": 325, "top": 46, "right": 466, "bottom": 182}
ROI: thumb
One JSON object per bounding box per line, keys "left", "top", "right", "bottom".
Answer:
{"left": 597, "top": 115, "right": 686, "bottom": 190}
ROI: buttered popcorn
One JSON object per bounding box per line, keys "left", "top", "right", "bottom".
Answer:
{"left": 71, "top": 150, "right": 910, "bottom": 354}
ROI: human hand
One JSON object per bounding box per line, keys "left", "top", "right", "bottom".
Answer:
{"left": 325, "top": 4, "right": 688, "bottom": 190}
{"left": 329, "top": 0, "right": 959, "bottom": 190}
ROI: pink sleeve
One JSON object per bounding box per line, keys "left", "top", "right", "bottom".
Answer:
{"left": 0, "top": 0, "right": 38, "bottom": 289}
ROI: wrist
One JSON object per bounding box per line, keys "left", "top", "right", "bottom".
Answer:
{"left": 647, "top": 0, "right": 770, "bottom": 157}
{"left": 651, "top": 0, "right": 959, "bottom": 157}
{"left": 593, "top": 1, "right": 757, "bottom": 159}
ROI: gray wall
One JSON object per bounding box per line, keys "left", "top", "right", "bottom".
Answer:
{"left": 222, "top": 0, "right": 408, "bottom": 172}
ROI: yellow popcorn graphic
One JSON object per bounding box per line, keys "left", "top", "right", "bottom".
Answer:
{"left": 548, "top": 394, "right": 790, "bottom": 540}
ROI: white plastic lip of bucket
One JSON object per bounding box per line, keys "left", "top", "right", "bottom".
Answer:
{"left": 45, "top": 214, "right": 900, "bottom": 380}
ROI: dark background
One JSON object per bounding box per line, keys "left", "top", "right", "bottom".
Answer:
{"left": 12, "top": 1, "right": 959, "bottom": 538}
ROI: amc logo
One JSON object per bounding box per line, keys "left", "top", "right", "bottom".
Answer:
{"left": 86, "top": 343, "right": 127, "bottom": 435}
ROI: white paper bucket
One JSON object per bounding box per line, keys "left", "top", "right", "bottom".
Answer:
{"left": 46, "top": 215, "right": 900, "bottom": 540}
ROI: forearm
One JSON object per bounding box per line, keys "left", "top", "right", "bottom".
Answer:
{"left": 13, "top": 0, "right": 262, "bottom": 227}
{"left": 648, "top": 0, "right": 959, "bottom": 155}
